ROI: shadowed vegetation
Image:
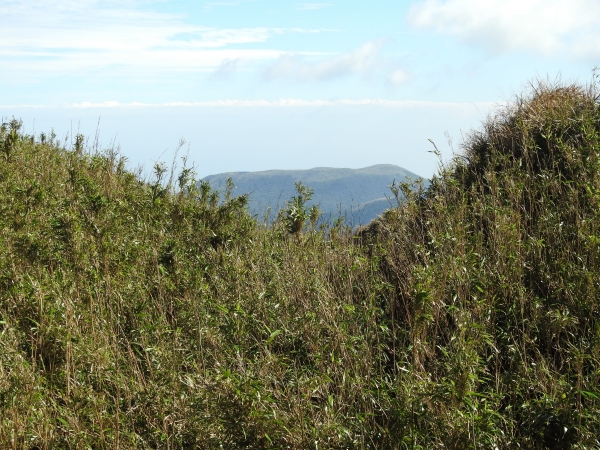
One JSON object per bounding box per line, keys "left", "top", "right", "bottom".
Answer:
{"left": 1, "top": 79, "right": 600, "bottom": 448}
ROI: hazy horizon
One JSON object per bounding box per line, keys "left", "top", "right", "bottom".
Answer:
{"left": 1, "top": 0, "right": 598, "bottom": 178}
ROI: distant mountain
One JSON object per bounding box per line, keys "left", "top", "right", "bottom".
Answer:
{"left": 202, "top": 164, "right": 424, "bottom": 225}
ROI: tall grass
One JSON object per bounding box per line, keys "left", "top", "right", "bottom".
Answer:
{"left": 0, "top": 79, "right": 599, "bottom": 448}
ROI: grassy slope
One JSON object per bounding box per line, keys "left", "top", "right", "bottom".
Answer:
{"left": 203, "top": 164, "right": 421, "bottom": 224}
{"left": 0, "top": 81, "right": 599, "bottom": 449}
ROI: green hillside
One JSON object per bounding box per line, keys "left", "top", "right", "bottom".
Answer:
{"left": 1, "top": 80, "right": 600, "bottom": 448}
{"left": 202, "top": 164, "right": 422, "bottom": 225}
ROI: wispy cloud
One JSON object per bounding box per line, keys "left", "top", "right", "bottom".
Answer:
{"left": 2, "top": 99, "right": 494, "bottom": 110}
{"left": 0, "top": 0, "right": 320, "bottom": 80}
{"left": 389, "top": 69, "right": 408, "bottom": 87}
{"left": 211, "top": 59, "right": 241, "bottom": 79}
{"left": 295, "top": 3, "right": 334, "bottom": 10}
{"left": 408, "top": 0, "right": 600, "bottom": 59}
{"left": 263, "top": 40, "right": 408, "bottom": 86}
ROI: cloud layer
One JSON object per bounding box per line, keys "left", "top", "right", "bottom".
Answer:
{"left": 264, "top": 40, "right": 407, "bottom": 86}
{"left": 0, "top": 0, "right": 316, "bottom": 79}
{"left": 409, "top": 0, "right": 600, "bottom": 59}
{"left": 1, "top": 99, "right": 493, "bottom": 111}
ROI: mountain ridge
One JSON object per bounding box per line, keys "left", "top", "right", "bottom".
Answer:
{"left": 202, "top": 163, "right": 423, "bottom": 224}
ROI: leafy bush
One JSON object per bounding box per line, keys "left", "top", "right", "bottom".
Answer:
{"left": 367, "top": 80, "right": 600, "bottom": 448}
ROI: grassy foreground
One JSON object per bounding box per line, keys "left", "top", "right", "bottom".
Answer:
{"left": 1, "top": 80, "right": 600, "bottom": 449}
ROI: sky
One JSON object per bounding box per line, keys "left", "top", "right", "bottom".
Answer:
{"left": 1, "top": 0, "right": 598, "bottom": 179}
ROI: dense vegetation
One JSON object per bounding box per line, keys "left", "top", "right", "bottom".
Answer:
{"left": 1, "top": 80, "right": 599, "bottom": 449}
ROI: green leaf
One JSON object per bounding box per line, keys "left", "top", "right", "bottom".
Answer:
{"left": 581, "top": 390, "right": 600, "bottom": 400}
{"left": 266, "top": 329, "right": 281, "bottom": 344}
{"left": 57, "top": 417, "right": 69, "bottom": 427}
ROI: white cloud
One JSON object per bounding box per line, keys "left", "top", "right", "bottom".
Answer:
{"left": 389, "top": 69, "right": 408, "bottom": 87}
{"left": 2, "top": 99, "right": 494, "bottom": 110}
{"left": 0, "top": 0, "right": 319, "bottom": 79}
{"left": 264, "top": 40, "right": 408, "bottom": 85}
{"left": 211, "top": 59, "right": 241, "bottom": 79}
{"left": 408, "top": 0, "right": 600, "bottom": 58}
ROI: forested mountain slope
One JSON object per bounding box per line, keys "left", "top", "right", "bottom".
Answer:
{"left": 203, "top": 164, "right": 421, "bottom": 224}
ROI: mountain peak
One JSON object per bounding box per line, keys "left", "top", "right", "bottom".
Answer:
{"left": 202, "top": 164, "right": 423, "bottom": 225}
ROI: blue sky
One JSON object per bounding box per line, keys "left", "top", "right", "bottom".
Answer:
{"left": 1, "top": 0, "right": 598, "bottom": 178}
